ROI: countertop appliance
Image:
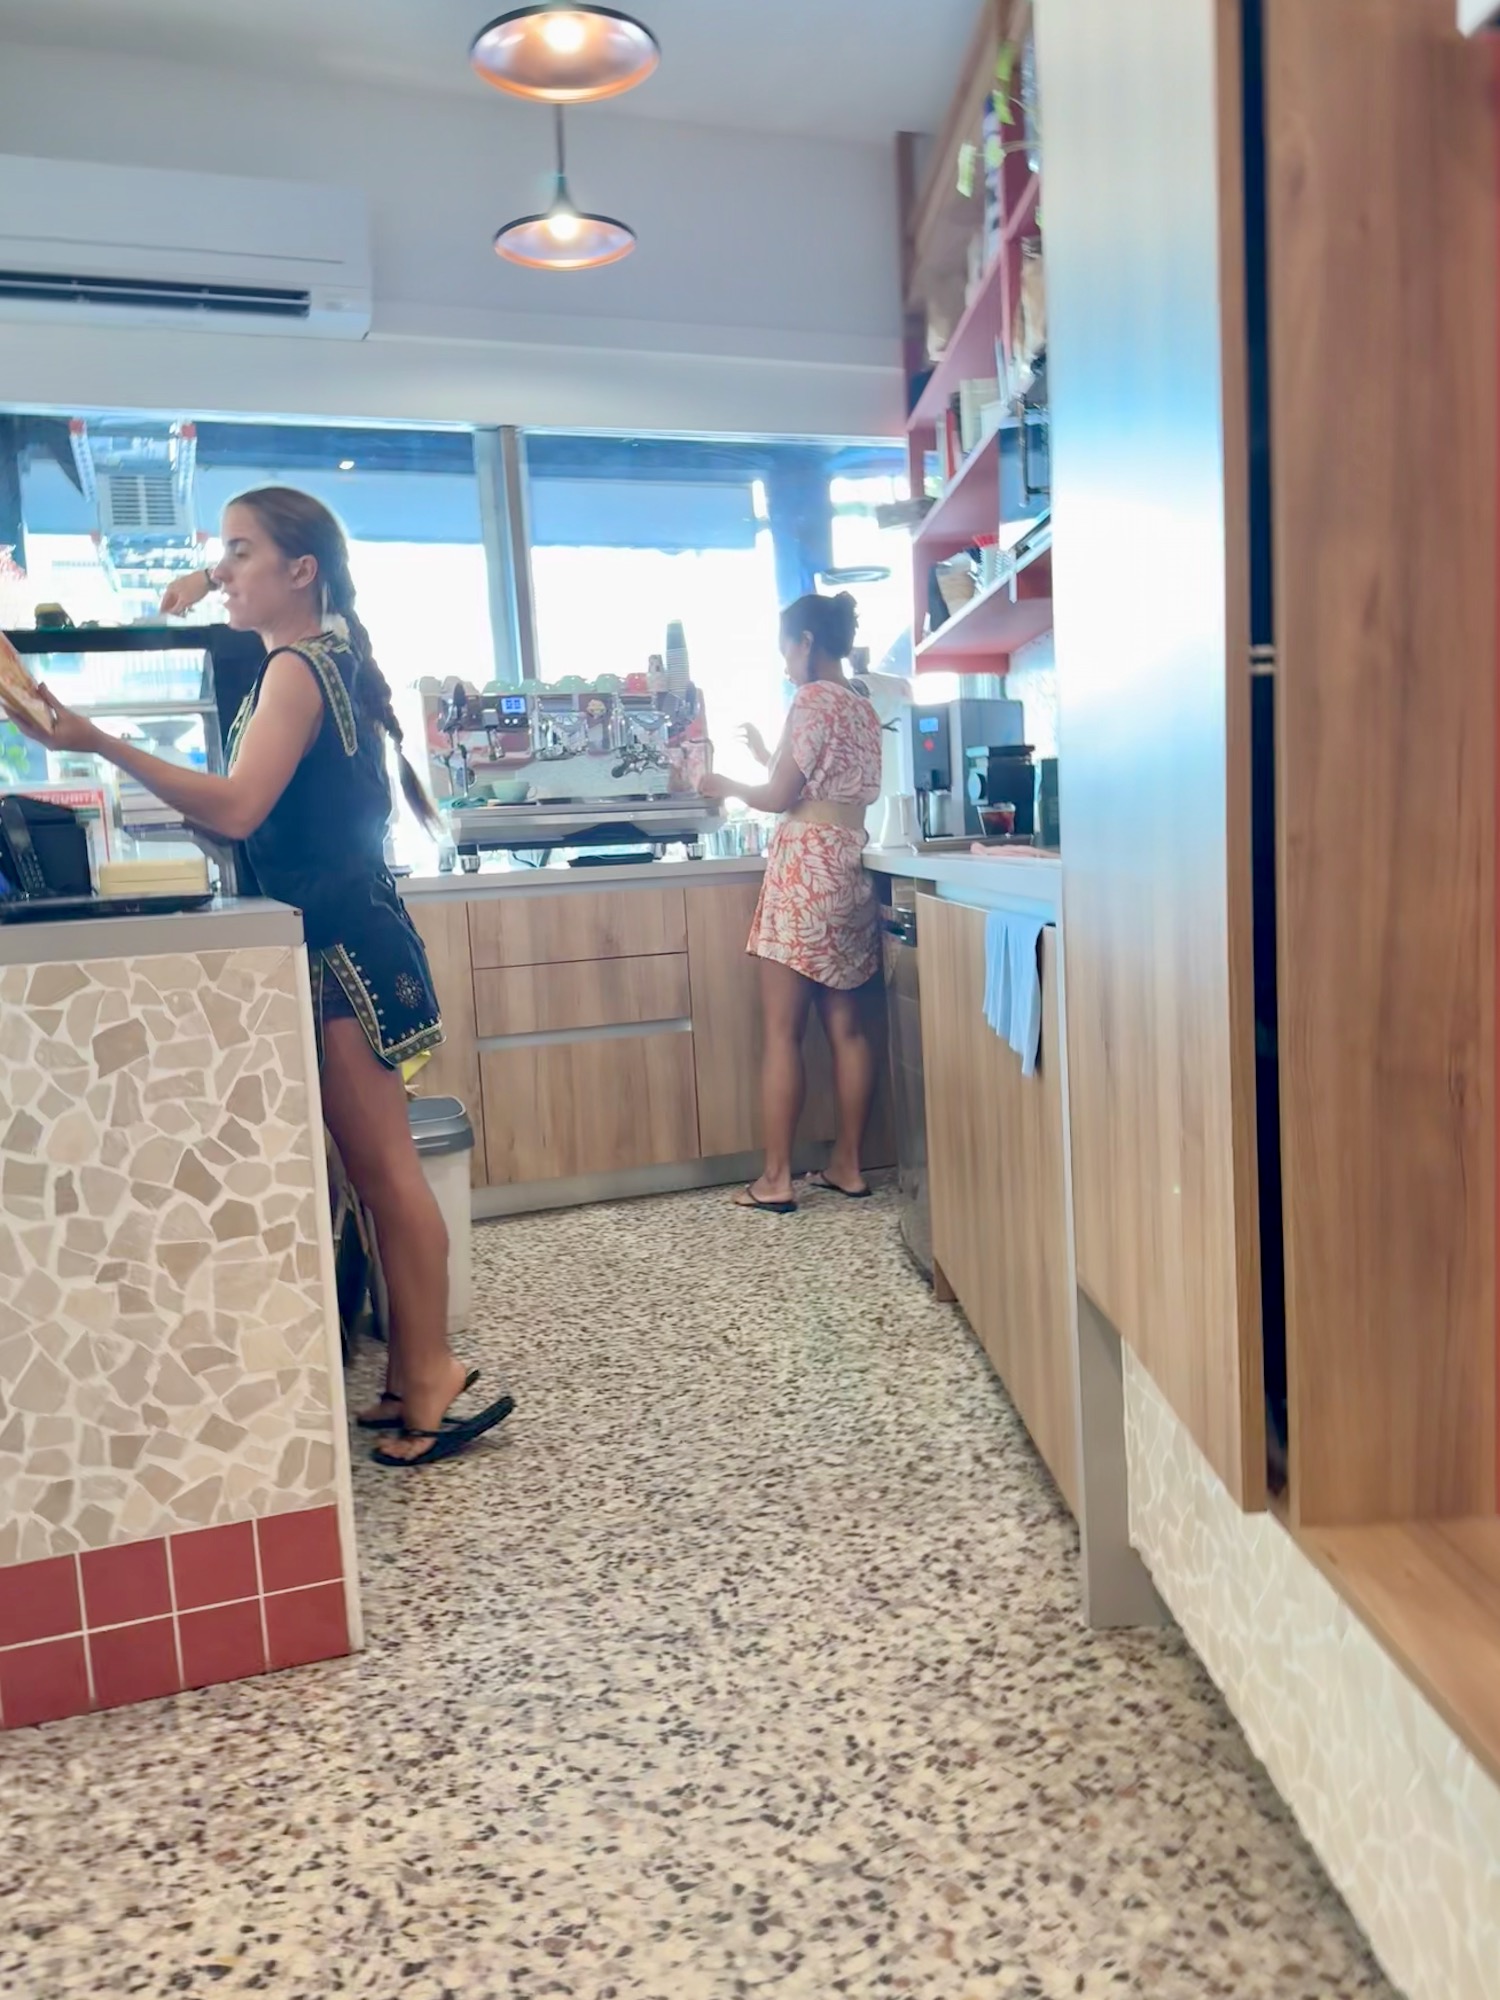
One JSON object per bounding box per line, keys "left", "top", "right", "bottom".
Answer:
{"left": 2, "top": 624, "right": 241, "bottom": 894}
{"left": 882, "top": 898, "right": 931, "bottom": 1278}
{"left": 966, "top": 743, "right": 1036, "bottom": 842}
{"left": 909, "top": 695, "right": 1026, "bottom": 839}
{"left": 429, "top": 678, "right": 721, "bottom": 864}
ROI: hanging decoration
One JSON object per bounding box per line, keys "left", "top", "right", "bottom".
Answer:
{"left": 470, "top": 4, "right": 660, "bottom": 104}
{"left": 493, "top": 107, "right": 636, "bottom": 270}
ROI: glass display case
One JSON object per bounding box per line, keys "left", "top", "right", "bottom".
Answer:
{"left": 0, "top": 626, "right": 241, "bottom": 890}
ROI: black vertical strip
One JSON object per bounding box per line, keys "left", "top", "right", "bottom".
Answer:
{"left": 1240, "top": 0, "right": 1288, "bottom": 1490}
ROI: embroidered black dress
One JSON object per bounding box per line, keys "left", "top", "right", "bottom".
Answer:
{"left": 227, "top": 630, "right": 443, "bottom": 1070}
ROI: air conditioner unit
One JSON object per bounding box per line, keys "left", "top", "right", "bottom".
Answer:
{"left": 0, "top": 155, "right": 372, "bottom": 340}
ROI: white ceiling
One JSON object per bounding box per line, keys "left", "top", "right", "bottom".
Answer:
{"left": 0, "top": 0, "right": 984, "bottom": 143}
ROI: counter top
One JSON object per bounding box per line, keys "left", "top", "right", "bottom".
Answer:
{"left": 865, "top": 846, "right": 1062, "bottom": 921}
{"left": 400, "top": 855, "right": 767, "bottom": 901}
{"left": 0, "top": 895, "right": 302, "bottom": 968}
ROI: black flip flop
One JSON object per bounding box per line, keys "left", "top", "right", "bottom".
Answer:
{"left": 735, "top": 1185, "right": 797, "bottom": 1215}
{"left": 807, "top": 1171, "right": 873, "bottom": 1200}
{"left": 372, "top": 1393, "right": 516, "bottom": 1469}
{"left": 356, "top": 1366, "right": 481, "bottom": 1431}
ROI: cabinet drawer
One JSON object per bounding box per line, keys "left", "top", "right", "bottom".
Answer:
{"left": 475, "top": 955, "right": 690, "bottom": 1037}
{"left": 468, "top": 887, "right": 687, "bottom": 969}
{"left": 481, "top": 1029, "right": 700, "bottom": 1185}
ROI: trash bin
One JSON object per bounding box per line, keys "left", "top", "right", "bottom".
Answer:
{"left": 407, "top": 1096, "right": 475, "bottom": 1336}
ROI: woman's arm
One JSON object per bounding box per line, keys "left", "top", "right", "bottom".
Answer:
{"left": 699, "top": 732, "right": 806, "bottom": 815}
{"left": 16, "top": 651, "right": 325, "bottom": 842}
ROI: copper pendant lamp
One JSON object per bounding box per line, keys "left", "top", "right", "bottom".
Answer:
{"left": 470, "top": 4, "right": 660, "bottom": 104}
{"left": 494, "top": 108, "right": 636, "bottom": 270}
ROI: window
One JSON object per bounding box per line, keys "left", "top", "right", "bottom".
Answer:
{"left": 525, "top": 434, "right": 910, "bottom": 766}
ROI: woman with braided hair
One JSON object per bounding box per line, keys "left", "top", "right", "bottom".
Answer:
{"left": 16, "top": 488, "right": 513, "bottom": 1469}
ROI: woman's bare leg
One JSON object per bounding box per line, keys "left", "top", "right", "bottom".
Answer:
{"left": 746, "top": 957, "right": 814, "bottom": 1204}
{"left": 320, "top": 1017, "right": 465, "bottom": 1457}
{"left": 816, "top": 984, "right": 875, "bottom": 1195}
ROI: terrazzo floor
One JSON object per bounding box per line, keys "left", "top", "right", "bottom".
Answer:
{"left": 2, "top": 1183, "right": 1397, "bottom": 2000}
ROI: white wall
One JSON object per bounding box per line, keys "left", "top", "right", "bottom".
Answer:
{"left": 0, "top": 44, "right": 904, "bottom": 438}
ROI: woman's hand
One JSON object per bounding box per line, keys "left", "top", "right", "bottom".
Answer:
{"left": 159, "top": 569, "right": 213, "bottom": 617}
{"left": 697, "top": 771, "right": 735, "bottom": 802}
{"left": 737, "top": 722, "right": 770, "bottom": 768}
{"left": 2, "top": 684, "right": 100, "bottom": 756}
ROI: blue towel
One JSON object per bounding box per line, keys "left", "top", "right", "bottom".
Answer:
{"left": 983, "top": 909, "right": 1045, "bottom": 1076}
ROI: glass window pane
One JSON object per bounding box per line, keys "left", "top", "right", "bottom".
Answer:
{"left": 524, "top": 434, "right": 911, "bottom": 771}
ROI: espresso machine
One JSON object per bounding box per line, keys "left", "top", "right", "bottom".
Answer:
{"left": 908, "top": 695, "right": 1027, "bottom": 839}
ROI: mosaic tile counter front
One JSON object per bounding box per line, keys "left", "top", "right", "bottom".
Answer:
{"left": 0, "top": 932, "right": 360, "bottom": 1730}
{"left": 1124, "top": 1351, "right": 1500, "bottom": 2000}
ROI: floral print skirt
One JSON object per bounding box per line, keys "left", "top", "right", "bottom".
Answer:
{"left": 747, "top": 820, "right": 879, "bottom": 991}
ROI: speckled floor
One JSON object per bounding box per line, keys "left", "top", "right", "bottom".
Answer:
{"left": 3, "top": 1184, "right": 1396, "bottom": 2000}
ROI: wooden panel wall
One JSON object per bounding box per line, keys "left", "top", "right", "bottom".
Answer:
{"left": 1266, "top": 0, "right": 1498, "bottom": 1523}
{"left": 920, "top": 898, "right": 1080, "bottom": 1513}
{"left": 1035, "top": 0, "right": 1265, "bottom": 1504}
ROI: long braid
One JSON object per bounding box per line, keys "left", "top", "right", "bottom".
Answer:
{"left": 327, "top": 558, "right": 441, "bottom": 834}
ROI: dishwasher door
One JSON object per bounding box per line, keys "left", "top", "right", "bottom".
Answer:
{"left": 881, "top": 907, "right": 932, "bottom": 1278}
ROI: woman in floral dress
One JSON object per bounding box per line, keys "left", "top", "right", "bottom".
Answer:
{"left": 699, "top": 592, "right": 882, "bottom": 1212}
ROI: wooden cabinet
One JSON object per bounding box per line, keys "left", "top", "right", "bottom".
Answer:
{"left": 918, "top": 895, "right": 1079, "bottom": 1515}
{"left": 1038, "top": 0, "right": 1265, "bottom": 1508}
{"left": 685, "top": 882, "right": 895, "bottom": 1166}
{"left": 407, "top": 875, "right": 892, "bottom": 1195}
{"left": 480, "top": 1030, "right": 699, "bottom": 1186}
{"left": 468, "top": 886, "right": 686, "bottom": 969}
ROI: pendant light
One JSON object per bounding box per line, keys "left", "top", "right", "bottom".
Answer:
{"left": 470, "top": 4, "right": 660, "bottom": 104}
{"left": 494, "top": 108, "right": 636, "bottom": 270}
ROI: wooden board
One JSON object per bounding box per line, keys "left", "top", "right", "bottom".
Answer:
{"left": 684, "top": 882, "right": 894, "bottom": 1166}
{"left": 474, "top": 956, "right": 690, "bottom": 1038}
{"left": 467, "top": 886, "right": 687, "bottom": 970}
{"left": 919, "top": 895, "right": 1079, "bottom": 1514}
{"left": 1266, "top": 0, "right": 1498, "bottom": 1523}
{"left": 480, "top": 1030, "right": 700, "bottom": 1186}
{"left": 404, "top": 897, "right": 485, "bottom": 1188}
{"left": 1300, "top": 1519, "right": 1500, "bottom": 1788}
{"left": 1035, "top": 0, "right": 1264, "bottom": 1505}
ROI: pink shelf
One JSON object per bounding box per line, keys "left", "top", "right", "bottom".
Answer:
{"left": 909, "top": 255, "right": 1007, "bottom": 430}
{"left": 915, "top": 549, "right": 1053, "bottom": 670}
{"left": 915, "top": 427, "right": 1005, "bottom": 553}
{"left": 908, "top": 173, "right": 1040, "bottom": 433}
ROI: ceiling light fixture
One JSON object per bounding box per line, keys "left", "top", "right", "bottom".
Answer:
{"left": 494, "top": 108, "right": 636, "bottom": 270}
{"left": 470, "top": 3, "right": 659, "bottom": 103}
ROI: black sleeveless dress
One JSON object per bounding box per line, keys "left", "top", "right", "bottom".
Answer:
{"left": 227, "top": 630, "right": 443, "bottom": 1071}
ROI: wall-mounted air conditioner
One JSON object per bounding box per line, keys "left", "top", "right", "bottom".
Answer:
{"left": 0, "top": 155, "right": 372, "bottom": 340}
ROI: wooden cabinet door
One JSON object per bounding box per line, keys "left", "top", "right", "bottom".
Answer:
{"left": 480, "top": 1029, "right": 700, "bottom": 1186}
{"left": 474, "top": 956, "right": 690, "bottom": 1038}
{"left": 1037, "top": 0, "right": 1263, "bottom": 1507}
{"left": 919, "top": 895, "right": 1079, "bottom": 1514}
{"left": 685, "top": 882, "right": 893, "bottom": 1165}
{"left": 468, "top": 887, "right": 687, "bottom": 969}
{"left": 404, "top": 897, "right": 486, "bottom": 1187}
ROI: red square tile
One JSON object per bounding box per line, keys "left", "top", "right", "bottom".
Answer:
{"left": 89, "top": 1618, "right": 180, "bottom": 1712}
{"left": 170, "top": 1523, "right": 258, "bottom": 1612}
{"left": 0, "top": 1636, "right": 91, "bottom": 1729}
{"left": 264, "top": 1583, "right": 350, "bottom": 1673}
{"left": 80, "top": 1538, "right": 170, "bottom": 1629}
{"left": 179, "top": 1600, "right": 266, "bottom": 1691}
{"left": 256, "top": 1506, "right": 343, "bottom": 1595}
{"left": 0, "top": 1555, "right": 81, "bottom": 1648}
